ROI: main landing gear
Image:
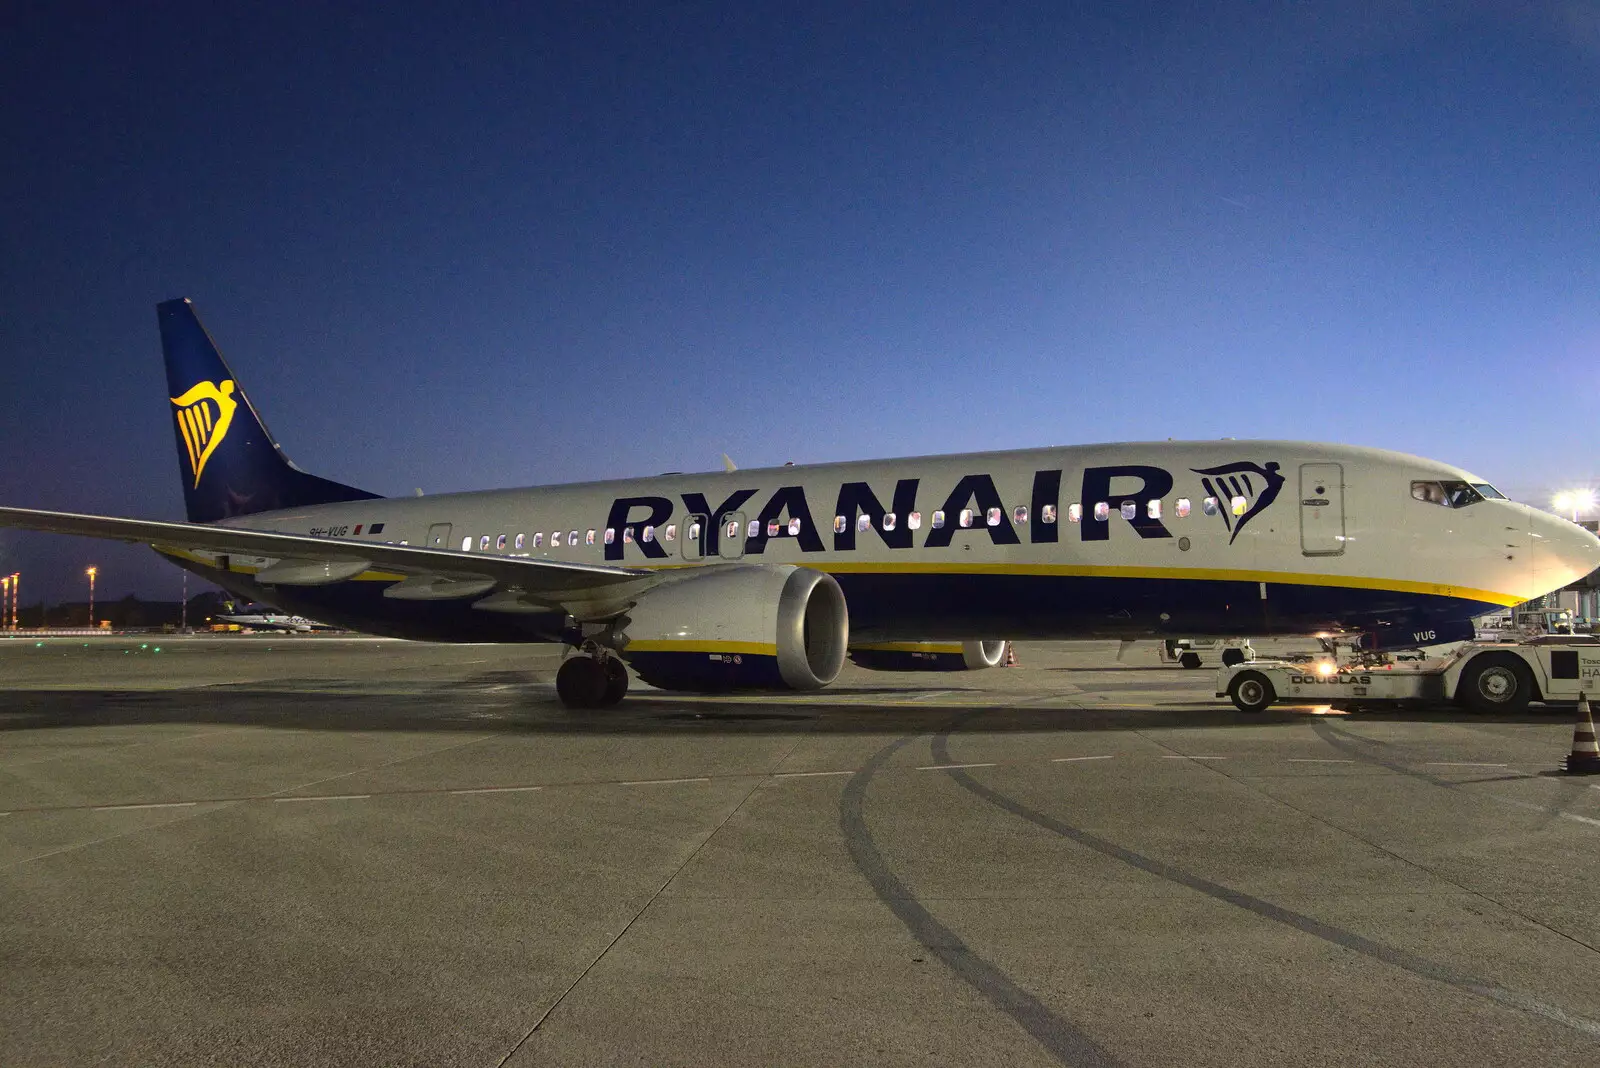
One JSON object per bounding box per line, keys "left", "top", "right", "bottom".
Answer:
{"left": 556, "top": 650, "right": 629, "bottom": 709}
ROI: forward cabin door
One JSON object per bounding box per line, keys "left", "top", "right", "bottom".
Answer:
{"left": 1299, "top": 463, "right": 1345, "bottom": 556}
{"left": 426, "top": 523, "right": 452, "bottom": 549}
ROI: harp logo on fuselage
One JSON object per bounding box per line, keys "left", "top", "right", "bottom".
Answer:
{"left": 171, "top": 380, "right": 238, "bottom": 488}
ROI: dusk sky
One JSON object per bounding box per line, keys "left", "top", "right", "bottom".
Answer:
{"left": 3, "top": 2, "right": 1598, "bottom": 601}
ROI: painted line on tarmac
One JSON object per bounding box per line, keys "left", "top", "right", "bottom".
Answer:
{"left": 1287, "top": 758, "right": 1354, "bottom": 763}
{"left": 1426, "top": 762, "right": 1508, "bottom": 768}
{"left": 273, "top": 794, "right": 371, "bottom": 803}
{"left": 771, "top": 770, "right": 854, "bottom": 779}
{"left": 619, "top": 776, "right": 711, "bottom": 787}
{"left": 450, "top": 785, "right": 544, "bottom": 795}
{"left": 1314, "top": 722, "right": 1600, "bottom": 832}
{"left": 1160, "top": 754, "right": 1227, "bottom": 760}
{"left": 840, "top": 731, "right": 1122, "bottom": 1067}
{"left": 917, "top": 762, "right": 996, "bottom": 771}
{"left": 93, "top": 801, "right": 198, "bottom": 812}
{"left": 930, "top": 723, "right": 1600, "bottom": 1042}
{"left": 1052, "top": 755, "right": 1114, "bottom": 762}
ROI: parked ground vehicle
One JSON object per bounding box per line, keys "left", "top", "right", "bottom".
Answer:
{"left": 1161, "top": 637, "right": 1254, "bottom": 670}
{"left": 1216, "top": 636, "right": 1600, "bottom": 714}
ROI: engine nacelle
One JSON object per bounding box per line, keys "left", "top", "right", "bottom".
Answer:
{"left": 848, "top": 640, "right": 1009, "bottom": 672}
{"left": 620, "top": 565, "right": 849, "bottom": 692}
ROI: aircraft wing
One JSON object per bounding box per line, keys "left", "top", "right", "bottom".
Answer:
{"left": 0, "top": 506, "right": 659, "bottom": 618}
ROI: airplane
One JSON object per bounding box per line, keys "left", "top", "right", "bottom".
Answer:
{"left": 214, "top": 601, "right": 328, "bottom": 633}
{"left": 2, "top": 299, "right": 1596, "bottom": 708}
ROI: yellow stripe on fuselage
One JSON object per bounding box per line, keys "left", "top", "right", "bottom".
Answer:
{"left": 154, "top": 547, "right": 1521, "bottom": 608}
{"left": 625, "top": 639, "right": 778, "bottom": 656}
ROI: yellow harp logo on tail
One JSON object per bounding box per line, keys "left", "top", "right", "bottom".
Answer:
{"left": 171, "top": 380, "right": 238, "bottom": 488}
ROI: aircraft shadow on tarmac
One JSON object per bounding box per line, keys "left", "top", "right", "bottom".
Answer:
{"left": 0, "top": 681, "right": 1579, "bottom": 736}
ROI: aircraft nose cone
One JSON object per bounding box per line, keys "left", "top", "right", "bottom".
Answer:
{"left": 1529, "top": 509, "right": 1600, "bottom": 596}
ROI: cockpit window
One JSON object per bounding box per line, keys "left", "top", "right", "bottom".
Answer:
{"left": 1411, "top": 480, "right": 1485, "bottom": 508}
{"left": 1471, "top": 483, "right": 1506, "bottom": 500}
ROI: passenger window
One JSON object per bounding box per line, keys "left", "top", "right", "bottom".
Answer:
{"left": 641, "top": 526, "right": 653, "bottom": 543}
{"left": 857, "top": 514, "right": 872, "bottom": 533}
{"left": 932, "top": 510, "right": 945, "bottom": 529}
{"left": 533, "top": 533, "right": 544, "bottom": 548}
{"left": 664, "top": 524, "right": 677, "bottom": 542}
{"left": 551, "top": 531, "right": 563, "bottom": 547}
{"left": 461, "top": 536, "right": 472, "bottom": 551}
{"left": 1146, "top": 500, "right": 1161, "bottom": 520}
{"left": 1013, "top": 505, "right": 1028, "bottom": 525}
{"left": 1041, "top": 504, "right": 1056, "bottom": 524}
{"left": 586, "top": 529, "right": 596, "bottom": 545}
{"left": 496, "top": 534, "right": 507, "bottom": 550}
{"left": 726, "top": 520, "right": 740, "bottom": 539}
{"left": 787, "top": 518, "right": 801, "bottom": 536}
{"left": 959, "top": 509, "right": 974, "bottom": 528}
{"left": 1119, "top": 501, "right": 1136, "bottom": 520}
{"left": 1202, "top": 497, "right": 1219, "bottom": 516}
{"left": 480, "top": 535, "right": 491, "bottom": 551}
{"left": 1175, "top": 498, "right": 1191, "bottom": 518}
{"left": 569, "top": 530, "right": 579, "bottom": 546}
{"left": 908, "top": 511, "right": 922, "bottom": 530}
{"left": 882, "top": 512, "right": 897, "bottom": 531}
{"left": 686, "top": 522, "right": 699, "bottom": 542}
{"left": 834, "top": 515, "right": 848, "bottom": 534}
{"left": 604, "top": 528, "right": 615, "bottom": 545}
{"left": 1231, "top": 495, "right": 1248, "bottom": 516}
{"left": 1067, "top": 503, "right": 1082, "bottom": 523}
{"left": 1093, "top": 502, "right": 1110, "bottom": 522}
{"left": 514, "top": 533, "right": 525, "bottom": 549}
{"left": 986, "top": 507, "right": 1002, "bottom": 527}
{"left": 747, "top": 519, "right": 760, "bottom": 538}
{"left": 623, "top": 527, "right": 635, "bottom": 544}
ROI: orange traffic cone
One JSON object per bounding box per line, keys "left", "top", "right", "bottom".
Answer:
{"left": 1561, "top": 692, "right": 1600, "bottom": 775}
{"left": 1003, "top": 643, "right": 1018, "bottom": 667}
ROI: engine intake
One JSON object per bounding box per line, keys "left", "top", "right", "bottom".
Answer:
{"left": 621, "top": 565, "right": 848, "bottom": 692}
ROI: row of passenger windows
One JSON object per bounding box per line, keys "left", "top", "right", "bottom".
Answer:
{"left": 459, "top": 495, "right": 1252, "bottom": 553}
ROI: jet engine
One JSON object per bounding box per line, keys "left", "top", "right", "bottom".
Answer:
{"left": 848, "top": 640, "right": 1009, "bottom": 671}
{"left": 619, "top": 565, "right": 849, "bottom": 692}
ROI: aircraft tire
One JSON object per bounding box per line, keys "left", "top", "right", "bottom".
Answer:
{"left": 1220, "top": 648, "right": 1246, "bottom": 667}
{"left": 599, "top": 658, "right": 629, "bottom": 707}
{"left": 1457, "top": 653, "right": 1534, "bottom": 714}
{"left": 1180, "top": 652, "right": 1203, "bottom": 670}
{"left": 1229, "top": 671, "right": 1275, "bottom": 714}
{"left": 557, "top": 656, "right": 608, "bottom": 709}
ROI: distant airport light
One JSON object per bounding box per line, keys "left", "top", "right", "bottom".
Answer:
{"left": 1553, "top": 490, "right": 1596, "bottom": 522}
{"left": 86, "top": 566, "right": 97, "bottom": 629}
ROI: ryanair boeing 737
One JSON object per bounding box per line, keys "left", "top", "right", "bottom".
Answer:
{"left": 3, "top": 300, "right": 1596, "bottom": 707}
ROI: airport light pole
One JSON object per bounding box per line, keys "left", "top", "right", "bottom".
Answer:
{"left": 1, "top": 575, "right": 8, "bottom": 631}
{"left": 1554, "top": 490, "right": 1596, "bottom": 524}
{"left": 86, "top": 567, "right": 96, "bottom": 629}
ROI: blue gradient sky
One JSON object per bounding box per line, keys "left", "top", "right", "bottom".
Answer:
{"left": 2, "top": 2, "right": 1598, "bottom": 600}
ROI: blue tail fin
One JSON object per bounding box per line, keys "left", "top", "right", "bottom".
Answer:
{"left": 159, "top": 299, "right": 382, "bottom": 523}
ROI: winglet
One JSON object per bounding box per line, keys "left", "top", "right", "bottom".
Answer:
{"left": 722, "top": 453, "right": 737, "bottom": 473}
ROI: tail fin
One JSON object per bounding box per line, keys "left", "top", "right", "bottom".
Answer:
{"left": 158, "top": 299, "right": 382, "bottom": 523}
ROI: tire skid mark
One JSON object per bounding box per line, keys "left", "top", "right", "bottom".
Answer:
{"left": 929, "top": 728, "right": 1600, "bottom": 1042}
{"left": 840, "top": 732, "right": 1122, "bottom": 1067}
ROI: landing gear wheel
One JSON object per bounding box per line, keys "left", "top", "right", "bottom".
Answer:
{"left": 599, "top": 657, "right": 629, "bottom": 707}
{"left": 556, "top": 656, "right": 608, "bottom": 709}
{"left": 1180, "top": 652, "right": 1203, "bottom": 670}
{"left": 1229, "top": 671, "right": 1275, "bottom": 714}
{"left": 1220, "top": 647, "right": 1246, "bottom": 668}
{"left": 1458, "top": 654, "right": 1534, "bottom": 714}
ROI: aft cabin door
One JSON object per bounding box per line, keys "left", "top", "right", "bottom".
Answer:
{"left": 426, "top": 523, "right": 452, "bottom": 549}
{"left": 1299, "top": 463, "right": 1345, "bottom": 556}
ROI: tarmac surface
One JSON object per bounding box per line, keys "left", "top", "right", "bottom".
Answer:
{"left": 2, "top": 634, "right": 1598, "bottom": 1067}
